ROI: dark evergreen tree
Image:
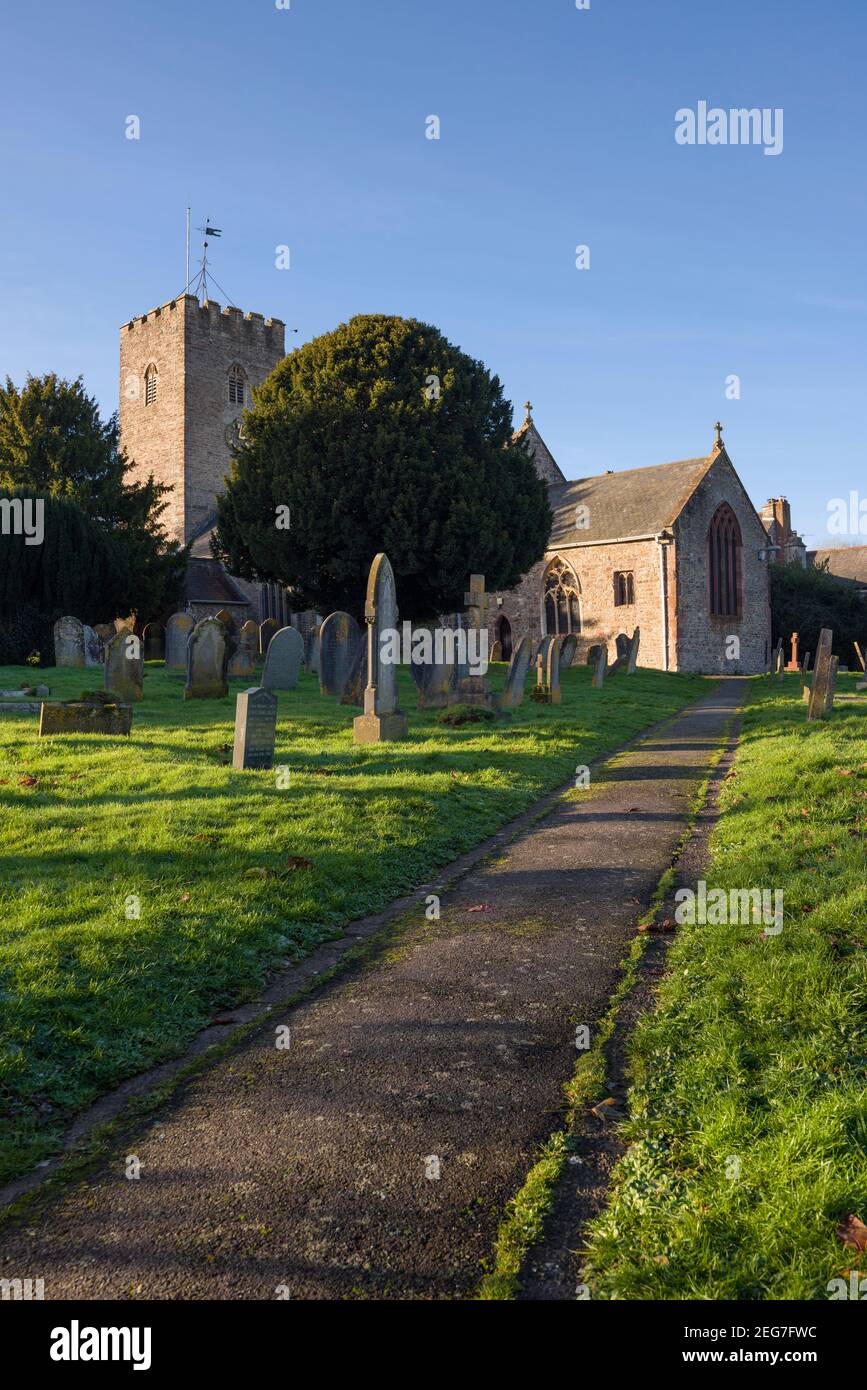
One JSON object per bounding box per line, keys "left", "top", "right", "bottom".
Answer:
{"left": 770, "top": 559, "right": 867, "bottom": 663}
{"left": 213, "top": 315, "right": 552, "bottom": 618}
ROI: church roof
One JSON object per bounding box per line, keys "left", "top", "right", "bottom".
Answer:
{"left": 186, "top": 515, "right": 250, "bottom": 604}
{"left": 808, "top": 546, "right": 867, "bottom": 586}
{"left": 547, "top": 454, "right": 717, "bottom": 547}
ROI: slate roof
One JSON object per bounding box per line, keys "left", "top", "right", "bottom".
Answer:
{"left": 547, "top": 455, "right": 716, "bottom": 547}
{"left": 808, "top": 547, "right": 867, "bottom": 586}
{"left": 186, "top": 515, "right": 250, "bottom": 604}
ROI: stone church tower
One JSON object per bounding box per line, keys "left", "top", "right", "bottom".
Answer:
{"left": 119, "top": 293, "right": 286, "bottom": 617}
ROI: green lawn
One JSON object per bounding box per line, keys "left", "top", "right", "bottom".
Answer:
{"left": 0, "top": 657, "right": 706, "bottom": 1185}
{"left": 583, "top": 673, "right": 867, "bottom": 1300}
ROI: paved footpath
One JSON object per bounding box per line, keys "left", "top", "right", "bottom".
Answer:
{"left": 0, "top": 681, "right": 744, "bottom": 1300}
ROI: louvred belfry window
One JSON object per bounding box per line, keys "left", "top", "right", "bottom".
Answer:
{"left": 228, "top": 365, "right": 246, "bottom": 406}
{"left": 708, "top": 503, "right": 742, "bottom": 618}
{"left": 144, "top": 365, "right": 158, "bottom": 406}
{"left": 543, "top": 557, "right": 582, "bottom": 635}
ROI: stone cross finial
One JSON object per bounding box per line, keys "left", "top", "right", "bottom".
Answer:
{"left": 464, "top": 574, "right": 489, "bottom": 630}
{"left": 713, "top": 421, "right": 724, "bottom": 450}
{"left": 524, "top": 400, "right": 533, "bottom": 421}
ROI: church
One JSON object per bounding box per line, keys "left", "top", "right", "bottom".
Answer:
{"left": 119, "top": 291, "right": 775, "bottom": 675}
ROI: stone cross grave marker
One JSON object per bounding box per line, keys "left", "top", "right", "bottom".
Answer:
{"left": 232, "top": 687, "right": 278, "bottom": 770}
{"left": 450, "top": 574, "right": 495, "bottom": 708}
{"left": 261, "top": 626, "right": 304, "bottom": 691}
{"left": 806, "top": 628, "right": 833, "bottom": 721}
{"left": 185, "top": 617, "right": 229, "bottom": 700}
{"left": 104, "top": 630, "right": 144, "bottom": 702}
{"left": 353, "top": 553, "right": 408, "bottom": 743}
{"left": 320, "top": 611, "right": 361, "bottom": 698}
{"left": 786, "top": 631, "right": 800, "bottom": 672}
{"left": 165, "top": 613, "right": 194, "bottom": 669}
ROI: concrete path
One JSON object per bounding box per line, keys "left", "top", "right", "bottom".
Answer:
{"left": 0, "top": 681, "right": 744, "bottom": 1300}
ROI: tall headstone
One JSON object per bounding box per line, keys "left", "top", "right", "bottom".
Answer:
{"left": 806, "top": 629, "right": 833, "bottom": 722}
{"left": 232, "top": 687, "right": 278, "bottom": 770}
{"left": 499, "top": 636, "right": 531, "bottom": 709}
{"left": 853, "top": 641, "right": 866, "bottom": 674}
{"left": 536, "top": 634, "right": 554, "bottom": 668}
{"left": 824, "top": 657, "right": 839, "bottom": 715}
{"left": 227, "top": 620, "right": 257, "bottom": 679}
{"left": 83, "top": 625, "right": 104, "bottom": 667}
{"left": 165, "top": 613, "right": 195, "bottom": 669}
{"left": 353, "top": 553, "right": 408, "bottom": 743}
{"left": 262, "top": 626, "right": 304, "bottom": 691}
{"left": 591, "top": 643, "right": 608, "bottom": 689}
{"left": 142, "top": 621, "right": 165, "bottom": 661}
{"left": 546, "top": 636, "right": 561, "bottom": 704}
{"left": 786, "top": 632, "right": 800, "bottom": 672}
{"left": 560, "top": 634, "right": 578, "bottom": 668}
{"left": 800, "top": 650, "right": 812, "bottom": 693}
{"left": 53, "top": 616, "right": 86, "bottom": 668}
{"left": 259, "top": 618, "right": 280, "bottom": 657}
{"left": 626, "top": 627, "right": 641, "bottom": 674}
{"left": 320, "top": 612, "right": 361, "bottom": 698}
{"left": 184, "top": 617, "right": 229, "bottom": 700}
{"left": 104, "top": 630, "right": 144, "bottom": 702}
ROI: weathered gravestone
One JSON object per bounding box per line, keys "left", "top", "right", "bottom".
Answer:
{"left": 536, "top": 634, "right": 554, "bottom": 668}
{"left": 215, "top": 608, "right": 235, "bottom": 633}
{"left": 104, "top": 630, "right": 144, "bottom": 702}
{"left": 800, "top": 651, "right": 812, "bottom": 693}
{"left": 305, "top": 624, "right": 321, "bottom": 675}
{"left": 806, "top": 628, "right": 833, "bottom": 721}
{"left": 165, "top": 613, "right": 195, "bottom": 669}
{"left": 609, "top": 633, "right": 629, "bottom": 675}
{"left": 93, "top": 622, "right": 115, "bottom": 646}
{"left": 259, "top": 618, "right": 280, "bottom": 656}
{"left": 410, "top": 628, "right": 458, "bottom": 709}
{"left": 499, "top": 636, "right": 532, "bottom": 709}
{"left": 184, "top": 617, "right": 229, "bottom": 699}
{"left": 232, "top": 687, "right": 278, "bottom": 770}
{"left": 853, "top": 641, "right": 866, "bottom": 674}
{"left": 591, "top": 643, "right": 608, "bottom": 689}
{"left": 353, "top": 553, "right": 408, "bottom": 743}
{"left": 773, "top": 638, "right": 785, "bottom": 678}
{"left": 490, "top": 639, "right": 502, "bottom": 663}
{"left": 626, "top": 627, "right": 641, "bottom": 674}
{"left": 261, "top": 626, "right": 304, "bottom": 691}
{"left": 227, "top": 620, "right": 257, "bottom": 679}
{"left": 320, "top": 611, "right": 361, "bottom": 698}
{"left": 824, "top": 657, "right": 839, "bottom": 715}
{"left": 142, "top": 621, "right": 165, "bottom": 661}
{"left": 53, "top": 616, "right": 86, "bottom": 668}
{"left": 40, "top": 698, "right": 133, "bottom": 737}
{"left": 560, "top": 634, "right": 578, "bottom": 668}
{"left": 449, "top": 574, "right": 495, "bottom": 709}
{"left": 586, "top": 645, "right": 601, "bottom": 667}
{"left": 340, "top": 636, "right": 367, "bottom": 707}
{"left": 83, "top": 625, "right": 104, "bottom": 667}
{"left": 546, "top": 636, "right": 561, "bottom": 704}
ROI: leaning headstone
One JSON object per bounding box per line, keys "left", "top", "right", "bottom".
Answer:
{"left": 184, "top": 617, "right": 229, "bottom": 700}
{"left": 626, "top": 627, "right": 641, "bottom": 674}
{"left": 824, "top": 657, "right": 839, "bottom": 716}
{"left": 232, "top": 687, "right": 278, "bottom": 770}
{"left": 259, "top": 618, "right": 280, "bottom": 656}
{"left": 609, "top": 633, "right": 629, "bottom": 675}
{"left": 53, "top": 616, "right": 86, "bottom": 668}
{"left": 320, "top": 612, "right": 361, "bottom": 698}
{"left": 227, "top": 620, "right": 257, "bottom": 679}
{"left": 800, "top": 651, "right": 812, "bottom": 693}
{"left": 546, "top": 636, "right": 561, "bottom": 704}
{"left": 83, "top": 625, "right": 104, "bottom": 667}
{"left": 773, "top": 639, "right": 785, "bottom": 678}
{"left": 806, "top": 629, "right": 833, "bottom": 722}
{"left": 591, "top": 643, "right": 608, "bottom": 689}
{"left": 165, "top": 613, "right": 194, "bottom": 669}
{"left": 142, "top": 621, "right": 165, "bottom": 661}
{"left": 261, "top": 626, "right": 304, "bottom": 691}
{"left": 340, "top": 637, "right": 367, "bottom": 707}
{"left": 560, "top": 634, "right": 578, "bottom": 668}
{"left": 353, "top": 553, "right": 408, "bottom": 743}
{"left": 215, "top": 608, "right": 234, "bottom": 633}
{"left": 490, "top": 639, "right": 502, "bottom": 663}
{"left": 853, "top": 641, "right": 866, "bottom": 674}
{"left": 499, "top": 636, "right": 532, "bottom": 709}
{"left": 104, "top": 630, "right": 144, "bottom": 702}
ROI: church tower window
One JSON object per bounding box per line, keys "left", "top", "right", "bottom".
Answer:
{"left": 144, "top": 364, "right": 158, "bottom": 406}
{"left": 543, "top": 557, "right": 581, "bottom": 635}
{"left": 228, "top": 364, "right": 247, "bottom": 407}
{"left": 708, "top": 503, "right": 742, "bottom": 618}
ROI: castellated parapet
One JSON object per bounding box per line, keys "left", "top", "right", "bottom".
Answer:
{"left": 119, "top": 294, "right": 286, "bottom": 546}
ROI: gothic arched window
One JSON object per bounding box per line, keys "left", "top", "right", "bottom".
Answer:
{"left": 708, "top": 503, "right": 742, "bottom": 617}
{"left": 144, "top": 363, "right": 158, "bottom": 406}
{"left": 228, "top": 364, "right": 247, "bottom": 407}
{"left": 543, "top": 557, "right": 581, "bottom": 636}
{"left": 614, "top": 571, "right": 635, "bottom": 606}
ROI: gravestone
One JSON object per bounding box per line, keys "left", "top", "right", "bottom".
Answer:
{"left": 83, "top": 625, "right": 104, "bottom": 667}
{"left": 546, "top": 636, "right": 561, "bottom": 704}
{"left": 853, "top": 641, "right": 866, "bottom": 674}
{"left": 261, "top": 626, "right": 304, "bottom": 691}
{"left": 609, "top": 633, "right": 629, "bottom": 675}
{"left": 449, "top": 574, "right": 495, "bottom": 709}
{"left": 142, "top": 621, "right": 165, "bottom": 661}
{"left": 340, "top": 637, "right": 367, "bottom": 707}
{"left": 586, "top": 645, "right": 601, "bottom": 667}
{"left": 40, "top": 699, "right": 133, "bottom": 737}
{"left": 232, "top": 687, "right": 278, "bottom": 770}
{"left": 824, "top": 657, "right": 839, "bottom": 715}
{"left": 490, "top": 639, "right": 502, "bottom": 663}
{"left": 259, "top": 618, "right": 280, "bottom": 656}
{"left": 53, "top": 616, "right": 86, "bottom": 668}
{"left": 786, "top": 631, "right": 800, "bottom": 672}
{"left": 353, "top": 553, "right": 408, "bottom": 743}
{"left": 320, "top": 611, "right": 361, "bottom": 698}
{"left": 806, "top": 628, "right": 833, "bottom": 722}
{"left": 305, "top": 624, "right": 321, "bottom": 675}
{"left": 499, "top": 636, "right": 531, "bottom": 709}
{"left": 227, "top": 621, "right": 257, "bottom": 679}
{"left": 104, "top": 630, "right": 144, "bottom": 702}
{"left": 536, "top": 634, "right": 554, "bottom": 667}
{"left": 591, "top": 643, "right": 608, "bottom": 689}
{"left": 626, "top": 627, "right": 641, "bottom": 674}
{"left": 215, "top": 608, "right": 234, "bottom": 633}
{"left": 185, "top": 617, "right": 229, "bottom": 699}
{"left": 801, "top": 650, "right": 812, "bottom": 693}
{"left": 93, "top": 622, "right": 115, "bottom": 645}
{"left": 773, "top": 638, "right": 785, "bottom": 678}
{"left": 165, "top": 613, "right": 195, "bottom": 669}
{"left": 560, "top": 634, "right": 578, "bottom": 668}
{"left": 411, "top": 637, "right": 457, "bottom": 709}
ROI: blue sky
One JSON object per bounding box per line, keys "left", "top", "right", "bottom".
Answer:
{"left": 2, "top": 0, "right": 864, "bottom": 548}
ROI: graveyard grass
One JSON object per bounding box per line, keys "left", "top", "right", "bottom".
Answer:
{"left": 0, "top": 659, "right": 706, "bottom": 1185}
{"left": 583, "top": 673, "right": 867, "bottom": 1300}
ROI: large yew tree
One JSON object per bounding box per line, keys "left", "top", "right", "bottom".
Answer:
{"left": 212, "top": 315, "right": 552, "bottom": 617}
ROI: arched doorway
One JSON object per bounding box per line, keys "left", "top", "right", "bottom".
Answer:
{"left": 496, "top": 614, "right": 513, "bottom": 661}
